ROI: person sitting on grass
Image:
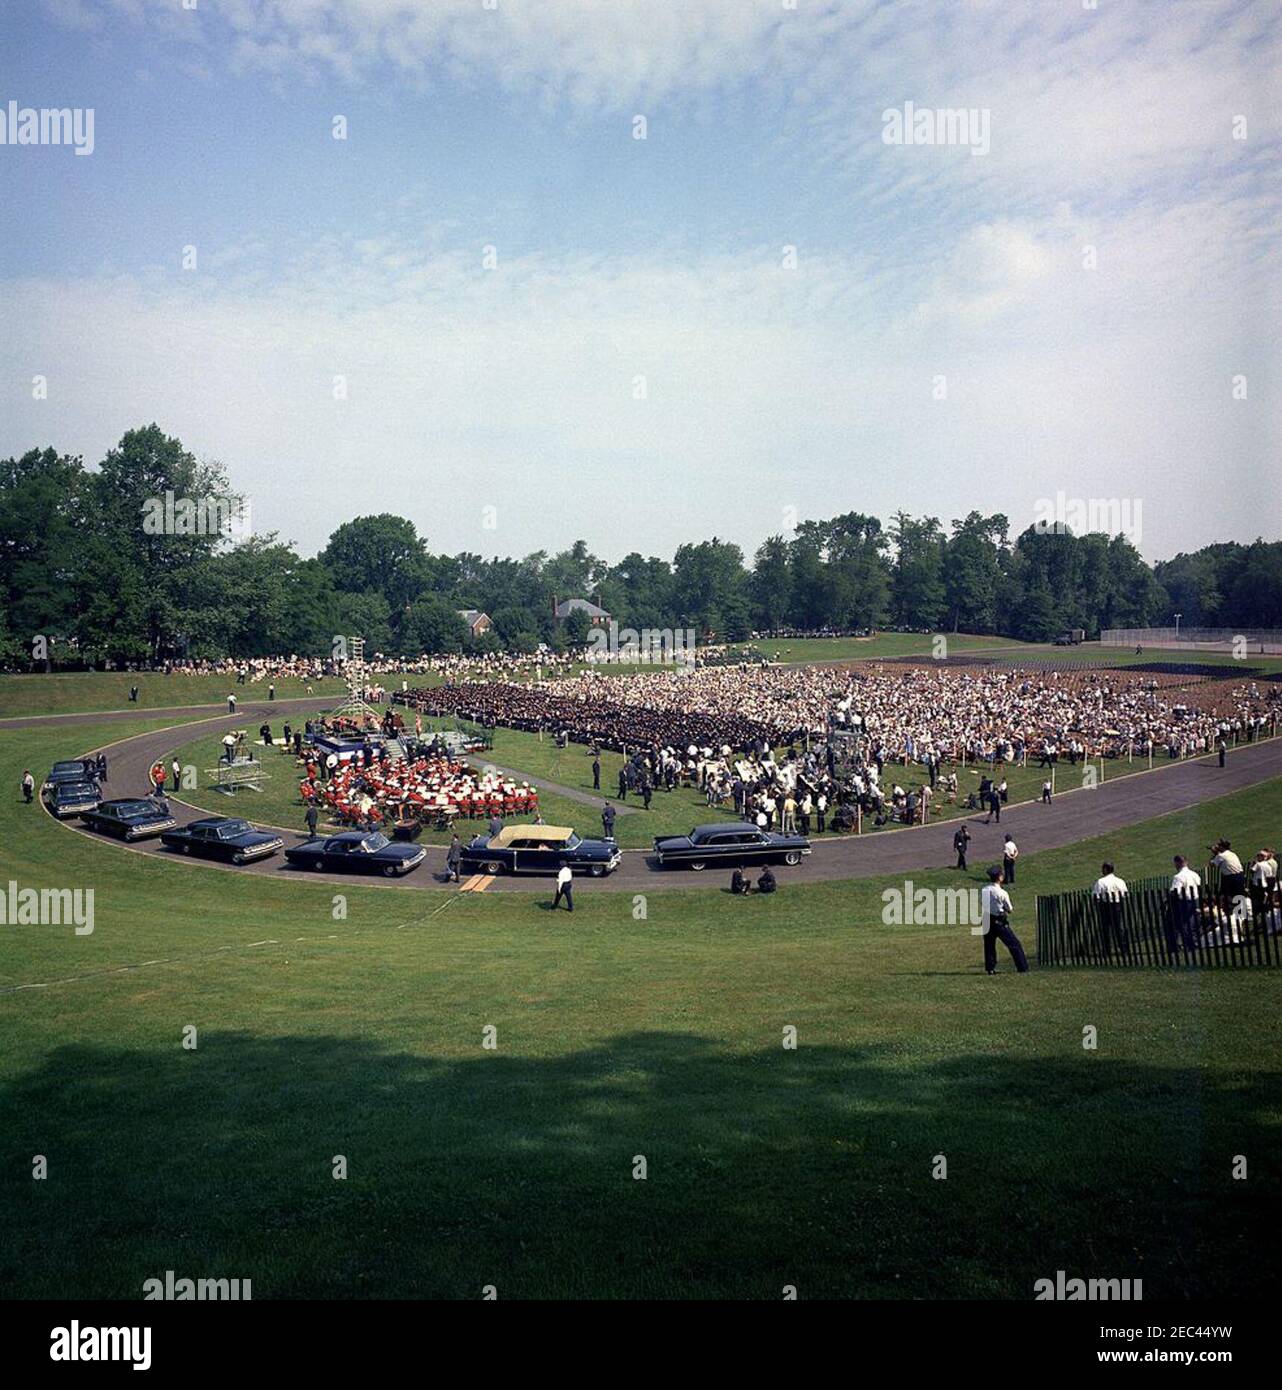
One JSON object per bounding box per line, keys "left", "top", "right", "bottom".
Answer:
{"left": 730, "top": 865, "right": 751, "bottom": 895}
{"left": 757, "top": 865, "right": 777, "bottom": 894}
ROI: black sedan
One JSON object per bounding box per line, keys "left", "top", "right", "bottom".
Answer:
{"left": 80, "top": 798, "right": 178, "bottom": 841}
{"left": 44, "top": 760, "right": 100, "bottom": 793}
{"left": 653, "top": 822, "right": 811, "bottom": 871}
{"left": 285, "top": 830, "right": 426, "bottom": 877}
{"left": 458, "top": 824, "right": 621, "bottom": 877}
{"left": 46, "top": 780, "right": 101, "bottom": 819}
{"left": 161, "top": 817, "right": 284, "bottom": 865}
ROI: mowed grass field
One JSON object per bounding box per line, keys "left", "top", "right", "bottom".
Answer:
{"left": 1, "top": 712, "right": 1280, "bottom": 1298}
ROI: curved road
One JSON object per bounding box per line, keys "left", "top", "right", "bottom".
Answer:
{"left": 13, "top": 698, "right": 1282, "bottom": 894}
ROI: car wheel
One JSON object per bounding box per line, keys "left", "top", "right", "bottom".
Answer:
{"left": 309, "top": 859, "right": 325, "bottom": 870}
{"left": 784, "top": 851, "right": 801, "bottom": 866}
{"left": 232, "top": 853, "right": 244, "bottom": 865}
{"left": 590, "top": 864, "right": 605, "bottom": 877}
{"left": 181, "top": 844, "right": 192, "bottom": 855}
{"left": 484, "top": 861, "right": 503, "bottom": 875}
{"left": 688, "top": 860, "right": 707, "bottom": 872}
{"left": 382, "top": 864, "right": 399, "bottom": 878}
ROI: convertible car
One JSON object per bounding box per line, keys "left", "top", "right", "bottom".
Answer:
{"left": 284, "top": 830, "right": 426, "bottom": 877}
{"left": 46, "top": 780, "right": 101, "bottom": 819}
{"left": 80, "top": 798, "right": 178, "bottom": 841}
{"left": 458, "top": 824, "right": 621, "bottom": 877}
{"left": 161, "top": 817, "right": 284, "bottom": 865}
{"left": 653, "top": 823, "right": 811, "bottom": 871}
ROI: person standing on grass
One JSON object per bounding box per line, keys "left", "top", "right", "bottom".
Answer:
{"left": 954, "top": 823, "right": 971, "bottom": 870}
{"left": 980, "top": 866, "right": 1029, "bottom": 975}
{"left": 1168, "top": 856, "right": 1202, "bottom": 959}
{"left": 592, "top": 755, "right": 601, "bottom": 791}
{"left": 1002, "top": 834, "right": 1018, "bottom": 885}
{"left": 1092, "top": 862, "right": 1130, "bottom": 958}
{"left": 21, "top": 770, "right": 34, "bottom": 804}
{"left": 552, "top": 863, "right": 574, "bottom": 912}
{"left": 601, "top": 801, "right": 616, "bottom": 840}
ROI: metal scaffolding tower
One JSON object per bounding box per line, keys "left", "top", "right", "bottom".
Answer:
{"left": 329, "top": 636, "right": 382, "bottom": 725}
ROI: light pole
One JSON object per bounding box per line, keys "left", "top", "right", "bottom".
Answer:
{"left": 1174, "top": 613, "right": 1182, "bottom": 642}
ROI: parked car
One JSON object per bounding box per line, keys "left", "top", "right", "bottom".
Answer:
{"left": 459, "top": 824, "right": 621, "bottom": 877}
{"left": 161, "top": 817, "right": 284, "bottom": 865}
{"left": 284, "top": 830, "right": 425, "bottom": 877}
{"left": 46, "top": 780, "right": 101, "bottom": 819}
{"left": 43, "top": 760, "right": 99, "bottom": 794}
{"left": 80, "top": 798, "right": 178, "bottom": 841}
{"left": 653, "top": 822, "right": 811, "bottom": 871}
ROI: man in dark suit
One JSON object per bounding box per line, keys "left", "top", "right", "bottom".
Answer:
{"left": 305, "top": 803, "right": 319, "bottom": 840}
{"left": 954, "top": 824, "right": 971, "bottom": 870}
{"left": 592, "top": 756, "right": 601, "bottom": 790}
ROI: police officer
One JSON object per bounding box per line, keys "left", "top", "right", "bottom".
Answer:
{"left": 953, "top": 824, "right": 971, "bottom": 870}
{"left": 552, "top": 863, "right": 574, "bottom": 912}
{"left": 980, "top": 867, "right": 1029, "bottom": 975}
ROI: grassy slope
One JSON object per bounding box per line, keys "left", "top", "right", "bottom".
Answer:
{"left": 0, "top": 714, "right": 1279, "bottom": 1298}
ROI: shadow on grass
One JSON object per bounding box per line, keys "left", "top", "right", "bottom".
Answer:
{"left": 2, "top": 1031, "right": 1278, "bottom": 1299}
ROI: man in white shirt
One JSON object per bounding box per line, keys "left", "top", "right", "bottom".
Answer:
{"left": 1092, "top": 861, "right": 1129, "bottom": 959}
{"left": 552, "top": 863, "right": 574, "bottom": 913}
{"left": 1211, "top": 840, "right": 1246, "bottom": 908}
{"left": 1002, "top": 835, "right": 1019, "bottom": 885}
{"left": 979, "top": 867, "right": 1029, "bottom": 975}
{"left": 1168, "top": 855, "right": 1202, "bottom": 960}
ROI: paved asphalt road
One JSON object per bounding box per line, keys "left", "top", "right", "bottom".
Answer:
{"left": 13, "top": 697, "right": 1282, "bottom": 895}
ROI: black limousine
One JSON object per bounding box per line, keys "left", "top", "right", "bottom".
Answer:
{"left": 653, "top": 823, "right": 811, "bottom": 871}
{"left": 284, "top": 830, "right": 426, "bottom": 877}
{"left": 43, "top": 760, "right": 100, "bottom": 794}
{"left": 161, "top": 817, "right": 285, "bottom": 865}
{"left": 459, "top": 825, "right": 621, "bottom": 877}
{"left": 80, "top": 798, "right": 178, "bottom": 841}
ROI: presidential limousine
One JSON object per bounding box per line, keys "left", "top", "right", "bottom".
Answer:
{"left": 458, "top": 825, "right": 621, "bottom": 877}
{"left": 652, "top": 823, "right": 812, "bottom": 871}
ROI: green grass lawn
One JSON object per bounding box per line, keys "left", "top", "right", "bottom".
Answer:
{"left": 0, "top": 713, "right": 1279, "bottom": 1298}
{"left": 0, "top": 671, "right": 349, "bottom": 717}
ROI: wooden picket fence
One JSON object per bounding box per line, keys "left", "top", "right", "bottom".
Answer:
{"left": 1036, "top": 873, "right": 1282, "bottom": 969}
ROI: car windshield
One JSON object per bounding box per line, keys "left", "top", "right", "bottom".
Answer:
{"left": 52, "top": 761, "right": 85, "bottom": 774}
{"left": 219, "top": 822, "right": 249, "bottom": 838}
{"left": 361, "top": 834, "right": 390, "bottom": 852}
{"left": 566, "top": 833, "right": 581, "bottom": 849}
{"left": 63, "top": 784, "right": 96, "bottom": 796}
{"left": 119, "top": 802, "right": 155, "bottom": 817}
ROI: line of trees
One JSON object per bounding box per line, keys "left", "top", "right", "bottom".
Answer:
{"left": 2, "top": 426, "right": 1279, "bottom": 666}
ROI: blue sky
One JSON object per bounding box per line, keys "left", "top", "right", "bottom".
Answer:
{"left": 1, "top": 0, "right": 1278, "bottom": 565}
